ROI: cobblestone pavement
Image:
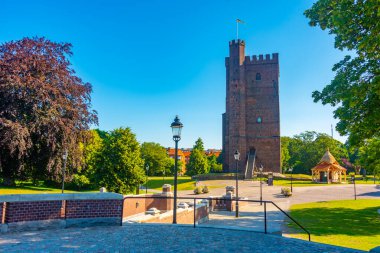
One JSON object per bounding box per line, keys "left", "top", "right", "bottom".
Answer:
{"left": 0, "top": 224, "right": 365, "bottom": 253}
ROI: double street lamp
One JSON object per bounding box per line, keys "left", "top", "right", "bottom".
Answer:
{"left": 234, "top": 150, "right": 240, "bottom": 218}
{"left": 171, "top": 115, "right": 183, "bottom": 224}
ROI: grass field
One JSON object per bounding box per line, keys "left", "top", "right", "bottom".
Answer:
{"left": 272, "top": 174, "right": 380, "bottom": 187}
{"left": 288, "top": 199, "right": 380, "bottom": 251}
{"left": 0, "top": 182, "right": 81, "bottom": 194}
{"left": 147, "top": 176, "right": 196, "bottom": 191}
{"left": 146, "top": 176, "right": 227, "bottom": 191}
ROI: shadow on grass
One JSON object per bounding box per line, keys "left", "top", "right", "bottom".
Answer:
{"left": 0, "top": 185, "right": 57, "bottom": 192}
{"left": 289, "top": 206, "right": 380, "bottom": 237}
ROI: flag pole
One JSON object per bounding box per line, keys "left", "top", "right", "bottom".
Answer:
{"left": 236, "top": 19, "right": 239, "bottom": 40}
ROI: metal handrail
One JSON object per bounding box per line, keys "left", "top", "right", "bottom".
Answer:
{"left": 270, "top": 201, "right": 311, "bottom": 241}
{"left": 121, "top": 195, "right": 311, "bottom": 241}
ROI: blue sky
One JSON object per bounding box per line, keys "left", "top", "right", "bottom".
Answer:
{"left": 0, "top": 0, "right": 347, "bottom": 149}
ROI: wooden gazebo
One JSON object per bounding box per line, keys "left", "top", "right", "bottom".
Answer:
{"left": 311, "top": 149, "right": 347, "bottom": 183}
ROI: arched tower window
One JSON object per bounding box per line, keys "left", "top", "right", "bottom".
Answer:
{"left": 256, "top": 73, "right": 261, "bottom": 80}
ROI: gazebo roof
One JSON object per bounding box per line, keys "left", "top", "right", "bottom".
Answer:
{"left": 319, "top": 149, "right": 339, "bottom": 164}
{"left": 311, "top": 149, "right": 347, "bottom": 172}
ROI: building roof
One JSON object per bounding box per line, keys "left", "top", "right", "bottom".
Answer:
{"left": 319, "top": 149, "right": 338, "bottom": 164}
{"left": 205, "top": 149, "right": 222, "bottom": 157}
{"left": 167, "top": 148, "right": 184, "bottom": 157}
{"left": 311, "top": 149, "right": 347, "bottom": 172}
{"left": 182, "top": 150, "right": 191, "bottom": 158}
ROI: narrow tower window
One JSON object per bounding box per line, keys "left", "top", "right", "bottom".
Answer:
{"left": 256, "top": 73, "right": 261, "bottom": 80}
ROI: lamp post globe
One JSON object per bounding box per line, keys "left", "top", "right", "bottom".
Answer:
{"left": 234, "top": 150, "right": 240, "bottom": 217}
{"left": 234, "top": 150, "right": 240, "bottom": 161}
{"left": 171, "top": 115, "right": 183, "bottom": 224}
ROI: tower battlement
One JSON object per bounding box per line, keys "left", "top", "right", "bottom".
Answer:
{"left": 229, "top": 39, "right": 245, "bottom": 46}
{"left": 244, "top": 53, "right": 278, "bottom": 64}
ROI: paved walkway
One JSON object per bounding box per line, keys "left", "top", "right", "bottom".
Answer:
{"left": 179, "top": 181, "right": 380, "bottom": 209}
{"left": 0, "top": 224, "right": 365, "bottom": 252}
{"left": 200, "top": 203, "right": 285, "bottom": 234}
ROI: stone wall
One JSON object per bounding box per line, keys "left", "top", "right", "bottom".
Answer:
{"left": 0, "top": 193, "right": 123, "bottom": 232}
{"left": 208, "top": 198, "right": 249, "bottom": 212}
{"left": 4, "top": 201, "right": 62, "bottom": 223}
{"left": 66, "top": 199, "right": 121, "bottom": 219}
{"left": 122, "top": 195, "right": 173, "bottom": 218}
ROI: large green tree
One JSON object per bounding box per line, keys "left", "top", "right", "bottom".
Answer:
{"left": 186, "top": 149, "right": 209, "bottom": 176}
{"left": 281, "top": 136, "right": 292, "bottom": 172}
{"left": 93, "top": 127, "right": 145, "bottom": 194}
{"left": 0, "top": 37, "right": 97, "bottom": 185}
{"left": 305, "top": 0, "right": 380, "bottom": 146}
{"left": 208, "top": 154, "right": 223, "bottom": 173}
{"left": 285, "top": 131, "right": 348, "bottom": 174}
{"left": 140, "top": 142, "right": 172, "bottom": 176}
{"left": 359, "top": 138, "right": 380, "bottom": 176}
{"left": 186, "top": 138, "right": 209, "bottom": 176}
{"left": 193, "top": 138, "right": 205, "bottom": 151}
{"left": 80, "top": 129, "right": 106, "bottom": 181}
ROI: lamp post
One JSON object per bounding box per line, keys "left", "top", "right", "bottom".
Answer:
{"left": 288, "top": 167, "right": 294, "bottom": 193}
{"left": 234, "top": 150, "right": 240, "bottom": 218}
{"left": 61, "top": 149, "right": 68, "bottom": 194}
{"left": 351, "top": 174, "right": 357, "bottom": 200}
{"left": 171, "top": 115, "right": 183, "bottom": 224}
{"left": 145, "top": 164, "right": 149, "bottom": 194}
{"left": 259, "top": 165, "right": 263, "bottom": 205}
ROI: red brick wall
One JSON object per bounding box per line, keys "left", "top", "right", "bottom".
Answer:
{"left": 223, "top": 39, "right": 281, "bottom": 173}
{"left": 123, "top": 197, "right": 147, "bottom": 217}
{"left": 66, "top": 199, "right": 122, "bottom": 219}
{"left": 122, "top": 196, "right": 173, "bottom": 218}
{"left": 5, "top": 201, "right": 62, "bottom": 223}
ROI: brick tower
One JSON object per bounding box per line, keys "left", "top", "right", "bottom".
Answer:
{"left": 222, "top": 39, "right": 281, "bottom": 176}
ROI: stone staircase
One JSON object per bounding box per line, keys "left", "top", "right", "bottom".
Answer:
{"left": 244, "top": 150, "right": 256, "bottom": 179}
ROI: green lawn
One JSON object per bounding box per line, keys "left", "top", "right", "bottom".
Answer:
{"left": 0, "top": 182, "right": 81, "bottom": 194}
{"left": 288, "top": 199, "right": 380, "bottom": 251}
{"left": 272, "top": 174, "right": 380, "bottom": 187}
{"left": 274, "top": 179, "right": 325, "bottom": 187}
{"left": 147, "top": 176, "right": 196, "bottom": 191}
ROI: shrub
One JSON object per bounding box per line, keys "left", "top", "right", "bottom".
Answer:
{"left": 202, "top": 186, "right": 209, "bottom": 193}
{"left": 281, "top": 187, "right": 292, "bottom": 197}
{"left": 71, "top": 174, "right": 91, "bottom": 190}
{"left": 193, "top": 186, "right": 202, "bottom": 194}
